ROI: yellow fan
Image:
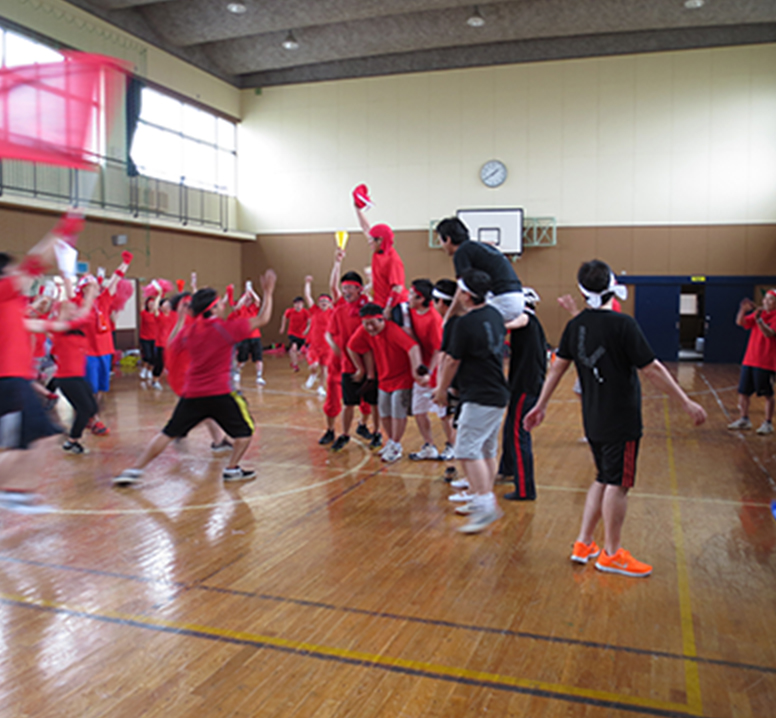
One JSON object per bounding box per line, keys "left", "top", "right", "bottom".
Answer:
{"left": 335, "top": 230, "right": 349, "bottom": 250}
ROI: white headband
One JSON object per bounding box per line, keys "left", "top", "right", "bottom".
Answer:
{"left": 578, "top": 273, "right": 627, "bottom": 309}
{"left": 457, "top": 277, "right": 479, "bottom": 297}
{"left": 432, "top": 287, "right": 453, "bottom": 301}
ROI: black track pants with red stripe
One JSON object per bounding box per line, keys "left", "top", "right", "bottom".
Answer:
{"left": 498, "top": 392, "right": 537, "bottom": 500}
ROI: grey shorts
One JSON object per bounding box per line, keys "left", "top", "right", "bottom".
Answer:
{"left": 378, "top": 388, "right": 411, "bottom": 419}
{"left": 454, "top": 402, "right": 505, "bottom": 460}
{"left": 487, "top": 291, "right": 525, "bottom": 323}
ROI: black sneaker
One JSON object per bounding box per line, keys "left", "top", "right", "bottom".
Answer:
{"left": 369, "top": 432, "right": 383, "bottom": 450}
{"left": 318, "top": 429, "right": 336, "bottom": 445}
{"left": 504, "top": 491, "right": 536, "bottom": 501}
{"left": 356, "top": 423, "right": 373, "bottom": 440}
{"left": 211, "top": 438, "right": 233, "bottom": 453}
{"left": 443, "top": 466, "right": 457, "bottom": 482}
{"left": 223, "top": 466, "right": 256, "bottom": 482}
{"left": 331, "top": 434, "right": 350, "bottom": 451}
{"left": 62, "top": 440, "right": 86, "bottom": 455}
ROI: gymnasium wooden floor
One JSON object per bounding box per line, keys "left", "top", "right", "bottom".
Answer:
{"left": 1, "top": 357, "right": 774, "bottom": 717}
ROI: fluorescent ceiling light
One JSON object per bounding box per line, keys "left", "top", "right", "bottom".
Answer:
{"left": 282, "top": 31, "right": 300, "bottom": 50}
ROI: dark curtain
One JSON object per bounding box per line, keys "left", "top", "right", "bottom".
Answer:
{"left": 125, "top": 76, "right": 144, "bottom": 177}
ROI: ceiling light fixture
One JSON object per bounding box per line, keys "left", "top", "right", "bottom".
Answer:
{"left": 467, "top": 6, "right": 485, "bottom": 27}
{"left": 226, "top": 2, "right": 247, "bottom": 13}
{"left": 684, "top": 0, "right": 704, "bottom": 8}
{"left": 282, "top": 31, "right": 300, "bottom": 50}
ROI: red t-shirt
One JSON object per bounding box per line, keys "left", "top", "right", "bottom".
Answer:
{"left": 328, "top": 299, "right": 365, "bottom": 374}
{"left": 372, "top": 248, "right": 408, "bottom": 308}
{"left": 742, "top": 310, "right": 776, "bottom": 371}
{"left": 0, "top": 276, "right": 34, "bottom": 379}
{"left": 410, "top": 306, "right": 443, "bottom": 387}
{"left": 308, "top": 305, "right": 332, "bottom": 350}
{"left": 171, "top": 316, "right": 251, "bottom": 398}
{"left": 348, "top": 321, "right": 418, "bottom": 392}
{"left": 230, "top": 304, "right": 261, "bottom": 339}
{"left": 139, "top": 310, "right": 157, "bottom": 341}
{"left": 51, "top": 316, "right": 91, "bottom": 378}
{"left": 284, "top": 307, "right": 310, "bottom": 337}
{"left": 85, "top": 291, "right": 115, "bottom": 357}
{"left": 155, "top": 310, "right": 178, "bottom": 348}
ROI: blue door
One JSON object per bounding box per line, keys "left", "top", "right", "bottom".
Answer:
{"left": 634, "top": 284, "right": 680, "bottom": 361}
{"left": 704, "top": 282, "right": 754, "bottom": 364}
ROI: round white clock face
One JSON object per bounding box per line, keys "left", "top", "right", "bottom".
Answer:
{"left": 480, "top": 160, "right": 507, "bottom": 188}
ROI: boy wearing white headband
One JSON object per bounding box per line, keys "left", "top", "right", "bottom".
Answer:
{"left": 525, "top": 260, "right": 707, "bottom": 577}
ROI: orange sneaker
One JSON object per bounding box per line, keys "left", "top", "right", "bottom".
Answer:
{"left": 595, "top": 548, "right": 652, "bottom": 577}
{"left": 570, "top": 540, "right": 601, "bottom": 564}
{"left": 91, "top": 421, "right": 110, "bottom": 436}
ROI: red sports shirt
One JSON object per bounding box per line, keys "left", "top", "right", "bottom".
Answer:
{"left": 139, "top": 310, "right": 157, "bottom": 341}
{"left": 51, "top": 316, "right": 91, "bottom": 378}
{"left": 372, "top": 248, "right": 408, "bottom": 308}
{"left": 284, "top": 307, "right": 310, "bottom": 337}
{"left": 0, "top": 276, "right": 34, "bottom": 379}
{"left": 85, "top": 291, "right": 115, "bottom": 357}
{"left": 155, "top": 310, "right": 178, "bottom": 348}
{"left": 348, "top": 321, "right": 418, "bottom": 392}
{"left": 742, "top": 310, "right": 776, "bottom": 371}
{"left": 328, "top": 300, "right": 364, "bottom": 374}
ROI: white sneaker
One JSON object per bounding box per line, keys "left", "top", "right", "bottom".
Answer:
{"left": 317, "top": 386, "right": 326, "bottom": 398}
{"left": 728, "top": 417, "right": 752, "bottom": 430}
{"left": 256, "top": 374, "right": 266, "bottom": 386}
{"left": 757, "top": 421, "right": 774, "bottom": 435}
{"left": 439, "top": 443, "right": 455, "bottom": 461}
{"left": 304, "top": 374, "right": 317, "bottom": 390}
{"left": 381, "top": 443, "right": 402, "bottom": 463}
{"left": 151, "top": 381, "right": 163, "bottom": 391}
{"left": 232, "top": 371, "right": 241, "bottom": 387}
{"left": 378, "top": 439, "right": 395, "bottom": 457}
{"left": 113, "top": 469, "right": 143, "bottom": 486}
{"left": 450, "top": 478, "right": 470, "bottom": 490}
{"left": 458, "top": 507, "right": 504, "bottom": 534}
{"left": 409, "top": 443, "right": 439, "bottom": 461}
{"left": 449, "top": 490, "right": 474, "bottom": 503}
{"left": 455, "top": 502, "right": 476, "bottom": 516}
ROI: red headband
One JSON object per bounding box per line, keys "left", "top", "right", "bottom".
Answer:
{"left": 341, "top": 280, "right": 362, "bottom": 287}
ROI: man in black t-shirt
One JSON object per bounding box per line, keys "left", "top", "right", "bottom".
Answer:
{"left": 434, "top": 269, "right": 509, "bottom": 534}
{"left": 525, "top": 260, "right": 707, "bottom": 577}
{"left": 435, "top": 217, "right": 524, "bottom": 324}
{"left": 499, "top": 288, "right": 547, "bottom": 501}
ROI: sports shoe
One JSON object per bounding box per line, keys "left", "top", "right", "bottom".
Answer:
{"left": 369, "top": 432, "right": 383, "bottom": 450}
{"left": 0, "top": 491, "right": 53, "bottom": 514}
{"left": 455, "top": 502, "right": 476, "bottom": 516}
{"left": 439, "top": 443, "right": 455, "bottom": 461}
{"left": 443, "top": 466, "right": 457, "bottom": 482}
{"left": 450, "top": 478, "right": 470, "bottom": 490}
{"left": 570, "top": 540, "right": 601, "bottom": 564}
{"left": 256, "top": 374, "right": 266, "bottom": 386}
{"left": 728, "top": 417, "right": 752, "bottom": 430}
{"left": 318, "top": 429, "right": 335, "bottom": 445}
{"left": 62, "top": 440, "right": 86, "bottom": 455}
{"left": 91, "top": 421, "right": 110, "bottom": 436}
{"left": 113, "top": 469, "right": 143, "bottom": 487}
{"left": 331, "top": 434, "right": 350, "bottom": 451}
{"left": 291, "top": 365, "right": 300, "bottom": 373}
{"left": 378, "top": 439, "right": 394, "bottom": 457}
{"left": 223, "top": 466, "right": 256, "bottom": 482}
{"left": 356, "top": 423, "right": 373, "bottom": 440}
{"left": 304, "top": 374, "right": 317, "bottom": 390}
{"left": 409, "top": 443, "right": 439, "bottom": 461}
{"left": 595, "top": 548, "right": 652, "bottom": 577}
{"left": 151, "top": 381, "right": 163, "bottom": 391}
{"left": 211, "top": 438, "right": 233, "bottom": 453}
{"left": 448, "top": 490, "right": 474, "bottom": 503}
{"left": 756, "top": 421, "right": 774, "bottom": 435}
{"left": 504, "top": 491, "right": 535, "bottom": 501}
{"left": 458, "top": 507, "right": 503, "bottom": 534}
{"left": 381, "top": 443, "right": 402, "bottom": 463}
{"left": 232, "top": 370, "right": 241, "bottom": 387}
{"left": 317, "top": 386, "right": 326, "bottom": 398}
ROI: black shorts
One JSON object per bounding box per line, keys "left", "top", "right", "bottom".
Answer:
{"left": 0, "top": 377, "right": 62, "bottom": 450}
{"left": 140, "top": 338, "right": 156, "bottom": 364}
{"left": 162, "top": 392, "right": 254, "bottom": 439}
{"left": 287, "top": 335, "right": 305, "bottom": 350}
{"left": 342, "top": 373, "right": 378, "bottom": 406}
{"left": 237, "top": 338, "right": 263, "bottom": 364}
{"left": 738, "top": 365, "right": 774, "bottom": 397}
{"left": 589, "top": 438, "right": 640, "bottom": 488}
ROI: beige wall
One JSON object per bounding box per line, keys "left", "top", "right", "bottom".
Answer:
{"left": 1, "top": 206, "right": 243, "bottom": 294}
{"left": 238, "top": 44, "right": 776, "bottom": 234}
{"left": 246, "top": 223, "right": 776, "bottom": 347}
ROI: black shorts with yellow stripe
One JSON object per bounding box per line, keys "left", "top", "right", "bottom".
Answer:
{"left": 162, "top": 392, "right": 254, "bottom": 439}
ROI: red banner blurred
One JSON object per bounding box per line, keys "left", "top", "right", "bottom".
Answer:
{"left": 0, "top": 52, "right": 130, "bottom": 170}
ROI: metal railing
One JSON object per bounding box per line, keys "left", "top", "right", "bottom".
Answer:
{"left": 0, "top": 154, "right": 236, "bottom": 232}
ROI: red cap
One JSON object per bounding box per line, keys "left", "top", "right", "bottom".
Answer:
{"left": 369, "top": 223, "right": 393, "bottom": 243}
{"left": 352, "top": 184, "right": 372, "bottom": 209}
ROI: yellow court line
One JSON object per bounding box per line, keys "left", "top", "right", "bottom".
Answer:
{"left": 663, "top": 399, "right": 703, "bottom": 716}
{"left": 0, "top": 591, "right": 697, "bottom": 716}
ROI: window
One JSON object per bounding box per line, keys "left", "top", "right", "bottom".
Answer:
{"left": 130, "top": 87, "right": 237, "bottom": 195}
{"left": 1, "top": 27, "right": 63, "bottom": 68}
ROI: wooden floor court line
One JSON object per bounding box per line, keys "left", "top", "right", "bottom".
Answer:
{"left": 2, "top": 553, "right": 772, "bottom": 676}
{"left": 0, "top": 592, "right": 712, "bottom": 718}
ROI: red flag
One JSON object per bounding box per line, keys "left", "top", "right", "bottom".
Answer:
{"left": 0, "top": 52, "right": 130, "bottom": 170}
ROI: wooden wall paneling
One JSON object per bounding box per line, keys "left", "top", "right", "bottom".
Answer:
{"left": 668, "top": 225, "right": 709, "bottom": 275}
{"left": 632, "top": 226, "right": 671, "bottom": 274}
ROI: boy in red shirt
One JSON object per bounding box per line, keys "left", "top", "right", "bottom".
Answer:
{"left": 303, "top": 274, "right": 333, "bottom": 397}
{"left": 113, "top": 270, "right": 276, "bottom": 486}
{"left": 728, "top": 289, "right": 776, "bottom": 434}
{"left": 279, "top": 297, "right": 310, "bottom": 372}
{"left": 348, "top": 303, "right": 427, "bottom": 463}
{"left": 233, "top": 281, "right": 266, "bottom": 386}
{"left": 138, "top": 296, "right": 157, "bottom": 381}
{"left": 151, "top": 295, "right": 176, "bottom": 390}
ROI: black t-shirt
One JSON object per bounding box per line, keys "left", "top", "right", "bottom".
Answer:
{"left": 448, "top": 305, "right": 509, "bottom": 407}
{"left": 453, "top": 240, "right": 522, "bottom": 296}
{"left": 557, "top": 309, "right": 655, "bottom": 442}
{"left": 508, "top": 311, "right": 547, "bottom": 396}
{"left": 441, "top": 314, "right": 460, "bottom": 390}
